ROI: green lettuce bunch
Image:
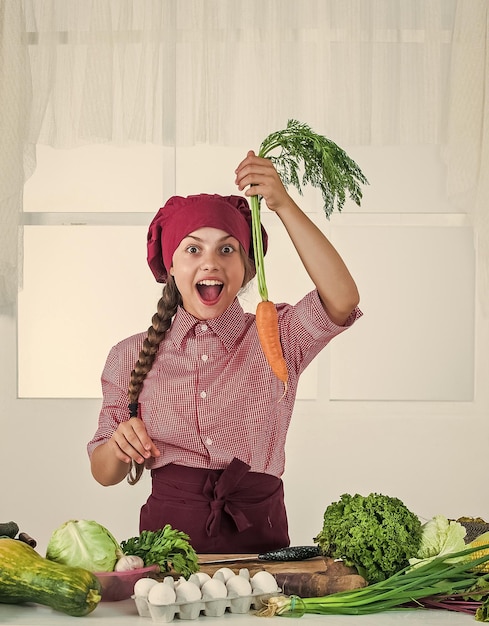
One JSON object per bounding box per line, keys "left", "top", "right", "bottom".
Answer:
{"left": 314, "top": 492, "right": 422, "bottom": 583}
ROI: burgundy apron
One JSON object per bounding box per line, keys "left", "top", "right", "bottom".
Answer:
{"left": 139, "top": 457, "right": 289, "bottom": 553}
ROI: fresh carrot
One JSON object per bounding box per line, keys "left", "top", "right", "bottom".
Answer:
{"left": 251, "top": 191, "right": 288, "bottom": 394}
{"left": 250, "top": 119, "right": 368, "bottom": 391}
{"left": 256, "top": 300, "right": 288, "bottom": 393}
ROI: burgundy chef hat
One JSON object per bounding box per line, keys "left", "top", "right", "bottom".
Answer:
{"left": 147, "top": 193, "right": 268, "bottom": 283}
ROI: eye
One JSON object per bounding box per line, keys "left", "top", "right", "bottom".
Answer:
{"left": 221, "top": 244, "right": 236, "bottom": 255}
{"left": 186, "top": 245, "right": 200, "bottom": 254}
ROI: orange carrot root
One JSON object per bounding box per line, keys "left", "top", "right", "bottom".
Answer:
{"left": 256, "top": 300, "right": 288, "bottom": 394}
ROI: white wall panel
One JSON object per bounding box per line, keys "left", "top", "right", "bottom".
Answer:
{"left": 329, "top": 221, "right": 475, "bottom": 400}
{"left": 18, "top": 226, "right": 162, "bottom": 398}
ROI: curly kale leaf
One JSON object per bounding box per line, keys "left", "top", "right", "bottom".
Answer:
{"left": 314, "top": 493, "right": 422, "bottom": 584}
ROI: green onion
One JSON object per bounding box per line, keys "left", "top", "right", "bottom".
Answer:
{"left": 257, "top": 543, "right": 489, "bottom": 618}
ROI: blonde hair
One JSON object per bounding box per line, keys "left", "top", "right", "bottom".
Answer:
{"left": 126, "top": 248, "right": 254, "bottom": 485}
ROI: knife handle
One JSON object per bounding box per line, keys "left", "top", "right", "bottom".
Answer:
{"left": 258, "top": 545, "right": 322, "bottom": 561}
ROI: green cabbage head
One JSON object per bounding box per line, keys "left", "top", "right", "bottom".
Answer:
{"left": 46, "top": 519, "right": 123, "bottom": 572}
{"left": 409, "top": 515, "right": 467, "bottom": 567}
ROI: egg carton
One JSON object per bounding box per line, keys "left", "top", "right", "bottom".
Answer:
{"left": 133, "top": 590, "right": 278, "bottom": 622}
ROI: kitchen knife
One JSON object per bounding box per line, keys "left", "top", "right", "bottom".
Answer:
{"left": 199, "top": 545, "right": 322, "bottom": 564}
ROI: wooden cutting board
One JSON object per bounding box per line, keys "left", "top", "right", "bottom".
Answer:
{"left": 197, "top": 554, "right": 357, "bottom": 577}
{"left": 196, "top": 555, "right": 367, "bottom": 597}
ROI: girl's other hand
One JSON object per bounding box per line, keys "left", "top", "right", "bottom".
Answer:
{"left": 109, "top": 417, "right": 160, "bottom": 465}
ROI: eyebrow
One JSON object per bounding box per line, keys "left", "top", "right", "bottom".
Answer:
{"left": 183, "top": 234, "right": 236, "bottom": 243}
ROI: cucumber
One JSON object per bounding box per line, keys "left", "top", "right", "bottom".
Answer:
{"left": 0, "top": 538, "right": 102, "bottom": 616}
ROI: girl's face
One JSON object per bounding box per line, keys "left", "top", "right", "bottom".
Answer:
{"left": 170, "top": 227, "right": 246, "bottom": 320}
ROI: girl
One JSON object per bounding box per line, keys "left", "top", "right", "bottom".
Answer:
{"left": 87, "top": 151, "right": 362, "bottom": 553}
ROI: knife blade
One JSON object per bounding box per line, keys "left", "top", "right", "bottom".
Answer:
{"left": 199, "top": 545, "right": 322, "bottom": 565}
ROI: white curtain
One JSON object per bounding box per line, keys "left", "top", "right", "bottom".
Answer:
{"left": 24, "top": 0, "right": 177, "bottom": 146}
{"left": 444, "top": 0, "right": 489, "bottom": 315}
{"left": 0, "top": 2, "right": 34, "bottom": 310}
{"left": 1, "top": 0, "right": 487, "bottom": 310}
{"left": 22, "top": 0, "right": 455, "bottom": 148}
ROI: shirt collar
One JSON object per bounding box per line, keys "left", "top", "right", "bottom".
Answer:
{"left": 169, "top": 298, "right": 247, "bottom": 351}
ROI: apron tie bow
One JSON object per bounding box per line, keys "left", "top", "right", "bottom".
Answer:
{"left": 204, "top": 457, "right": 253, "bottom": 536}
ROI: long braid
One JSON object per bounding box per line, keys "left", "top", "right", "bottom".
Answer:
{"left": 127, "top": 277, "right": 182, "bottom": 485}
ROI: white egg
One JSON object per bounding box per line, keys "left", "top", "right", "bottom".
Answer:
{"left": 251, "top": 570, "right": 279, "bottom": 593}
{"left": 201, "top": 578, "right": 228, "bottom": 600}
{"left": 133, "top": 577, "right": 158, "bottom": 598}
{"left": 212, "top": 567, "right": 235, "bottom": 583}
{"left": 147, "top": 582, "right": 177, "bottom": 606}
{"left": 175, "top": 580, "right": 202, "bottom": 603}
{"left": 238, "top": 568, "right": 250, "bottom": 580}
{"left": 226, "top": 574, "right": 252, "bottom": 597}
{"left": 188, "top": 571, "right": 211, "bottom": 588}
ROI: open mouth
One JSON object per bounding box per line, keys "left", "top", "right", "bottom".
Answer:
{"left": 196, "top": 280, "right": 223, "bottom": 303}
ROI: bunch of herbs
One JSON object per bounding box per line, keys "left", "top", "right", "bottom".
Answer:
{"left": 120, "top": 524, "right": 199, "bottom": 578}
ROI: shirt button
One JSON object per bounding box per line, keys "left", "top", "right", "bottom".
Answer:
{"left": 200, "top": 390, "right": 207, "bottom": 399}
{"left": 201, "top": 324, "right": 208, "bottom": 332}
{"left": 201, "top": 354, "right": 208, "bottom": 362}
{"left": 205, "top": 437, "right": 213, "bottom": 446}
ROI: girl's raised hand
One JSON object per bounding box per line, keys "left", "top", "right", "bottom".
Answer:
{"left": 235, "top": 150, "right": 292, "bottom": 213}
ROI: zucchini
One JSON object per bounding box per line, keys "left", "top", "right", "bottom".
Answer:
{"left": 0, "top": 538, "right": 102, "bottom": 616}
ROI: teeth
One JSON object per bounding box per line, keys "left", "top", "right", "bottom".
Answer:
{"left": 197, "top": 280, "right": 223, "bottom": 286}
